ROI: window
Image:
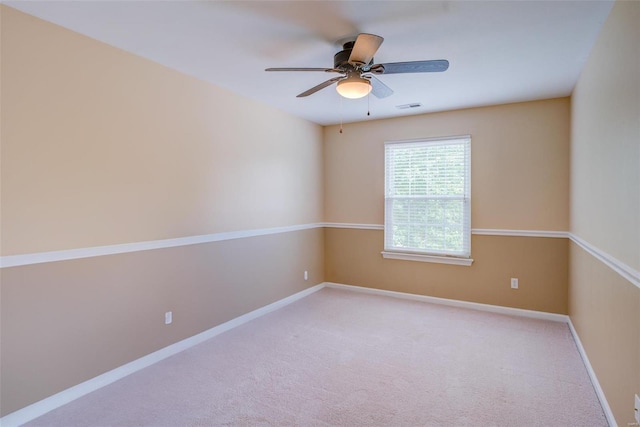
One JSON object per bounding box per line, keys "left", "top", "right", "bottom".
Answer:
{"left": 383, "top": 135, "right": 472, "bottom": 265}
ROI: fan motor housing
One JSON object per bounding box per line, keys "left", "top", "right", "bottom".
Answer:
{"left": 333, "top": 45, "right": 353, "bottom": 69}
{"left": 333, "top": 41, "right": 373, "bottom": 70}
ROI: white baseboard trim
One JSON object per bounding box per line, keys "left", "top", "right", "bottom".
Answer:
{"left": 567, "top": 319, "right": 618, "bottom": 427}
{"left": 0, "top": 283, "right": 325, "bottom": 427}
{"left": 324, "top": 282, "right": 569, "bottom": 322}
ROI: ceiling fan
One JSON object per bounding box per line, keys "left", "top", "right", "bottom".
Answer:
{"left": 265, "top": 33, "right": 449, "bottom": 99}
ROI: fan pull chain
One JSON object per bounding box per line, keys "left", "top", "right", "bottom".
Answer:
{"left": 367, "top": 90, "right": 371, "bottom": 116}
{"left": 339, "top": 95, "right": 343, "bottom": 134}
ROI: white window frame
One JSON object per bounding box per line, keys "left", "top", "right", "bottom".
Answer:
{"left": 382, "top": 135, "right": 473, "bottom": 266}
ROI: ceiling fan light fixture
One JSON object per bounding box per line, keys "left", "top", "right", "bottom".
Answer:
{"left": 336, "top": 74, "right": 372, "bottom": 99}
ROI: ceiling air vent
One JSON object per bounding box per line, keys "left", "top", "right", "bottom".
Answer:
{"left": 396, "top": 103, "right": 422, "bottom": 110}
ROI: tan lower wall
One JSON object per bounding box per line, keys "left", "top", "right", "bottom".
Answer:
{"left": 0, "top": 228, "right": 324, "bottom": 416}
{"left": 325, "top": 228, "right": 568, "bottom": 314}
{"left": 569, "top": 242, "right": 640, "bottom": 426}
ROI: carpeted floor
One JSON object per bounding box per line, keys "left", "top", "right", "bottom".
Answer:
{"left": 25, "top": 287, "right": 607, "bottom": 426}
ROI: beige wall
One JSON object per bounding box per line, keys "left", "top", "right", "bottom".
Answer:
{"left": 569, "top": 1, "right": 640, "bottom": 425}
{"left": 1, "top": 229, "right": 324, "bottom": 415}
{"left": 323, "top": 99, "right": 571, "bottom": 312}
{"left": 1, "top": 6, "right": 323, "bottom": 256}
{"left": 0, "top": 6, "right": 325, "bottom": 417}
{"left": 569, "top": 243, "right": 639, "bottom": 426}
{"left": 570, "top": 0, "right": 640, "bottom": 271}
{"left": 324, "top": 98, "right": 570, "bottom": 231}
{"left": 326, "top": 229, "right": 568, "bottom": 314}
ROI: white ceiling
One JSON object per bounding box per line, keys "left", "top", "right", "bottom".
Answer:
{"left": 8, "top": 1, "right": 613, "bottom": 126}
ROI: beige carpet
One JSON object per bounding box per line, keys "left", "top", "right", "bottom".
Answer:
{"left": 25, "top": 287, "right": 607, "bottom": 426}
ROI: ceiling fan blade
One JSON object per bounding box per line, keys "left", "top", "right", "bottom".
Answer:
{"left": 296, "top": 76, "right": 344, "bottom": 98}
{"left": 370, "top": 60, "right": 449, "bottom": 74}
{"left": 368, "top": 76, "right": 394, "bottom": 99}
{"left": 266, "top": 67, "right": 342, "bottom": 73}
{"left": 348, "top": 33, "right": 384, "bottom": 66}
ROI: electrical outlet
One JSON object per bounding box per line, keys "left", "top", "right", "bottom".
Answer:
{"left": 634, "top": 394, "right": 639, "bottom": 424}
{"left": 304, "top": 270, "right": 308, "bottom": 281}
{"left": 165, "top": 311, "right": 172, "bottom": 325}
{"left": 511, "top": 278, "right": 519, "bottom": 289}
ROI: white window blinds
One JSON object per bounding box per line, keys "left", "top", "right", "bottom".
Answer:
{"left": 384, "top": 136, "right": 471, "bottom": 258}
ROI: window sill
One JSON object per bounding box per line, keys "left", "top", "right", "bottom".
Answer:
{"left": 381, "top": 251, "right": 474, "bottom": 266}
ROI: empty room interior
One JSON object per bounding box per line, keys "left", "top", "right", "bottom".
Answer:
{"left": 1, "top": 1, "right": 638, "bottom": 426}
